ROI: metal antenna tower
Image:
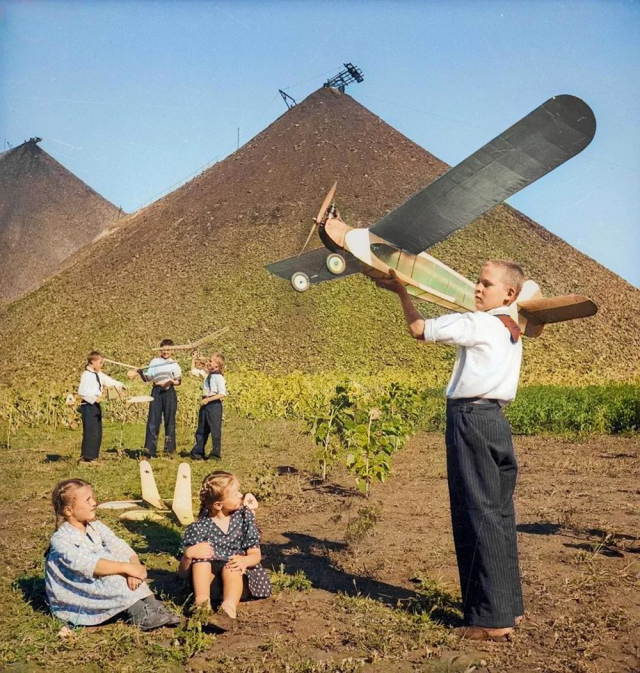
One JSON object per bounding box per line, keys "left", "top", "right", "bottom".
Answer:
{"left": 279, "top": 90, "right": 297, "bottom": 110}
{"left": 323, "top": 63, "right": 364, "bottom": 93}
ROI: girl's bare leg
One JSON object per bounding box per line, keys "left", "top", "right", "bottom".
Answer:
{"left": 220, "top": 568, "right": 244, "bottom": 618}
{"left": 192, "top": 562, "right": 215, "bottom": 607}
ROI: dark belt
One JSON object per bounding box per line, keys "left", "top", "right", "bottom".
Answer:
{"left": 447, "top": 397, "right": 500, "bottom": 406}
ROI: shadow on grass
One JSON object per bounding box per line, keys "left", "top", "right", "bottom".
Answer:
{"left": 563, "top": 541, "right": 625, "bottom": 557}
{"left": 145, "top": 567, "right": 192, "bottom": 606}
{"left": 262, "top": 532, "right": 462, "bottom": 625}
{"left": 276, "top": 465, "right": 299, "bottom": 475}
{"left": 518, "top": 522, "right": 639, "bottom": 551}
{"left": 517, "top": 522, "right": 561, "bottom": 535}
{"left": 120, "top": 519, "right": 183, "bottom": 556}
{"left": 44, "top": 454, "right": 69, "bottom": 463}
{"left": 262, "top": 531, "right": 413, "bottom": 606}
{"left": 13, "top": 574, "right": 49, "bottom": 614}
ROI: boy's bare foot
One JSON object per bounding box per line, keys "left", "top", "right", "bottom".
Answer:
{"left": 454, "top": 626, "right": 514, "bottom": 642}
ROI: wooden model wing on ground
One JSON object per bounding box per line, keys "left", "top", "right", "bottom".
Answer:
{"left": 172, "top": 462, "right": 195, "bottom": 525}
{"left": 139, "top": 460, "right": 168, "bottom": 510}
{"left": 266, "top": 95, "right": 598, "bottom": 335}
{"left": 110, "top": 462, "right": 195, "bottom": 526}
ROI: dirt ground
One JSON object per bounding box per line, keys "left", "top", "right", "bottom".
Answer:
{"left": 0, "top": 421, "right": 638, "bottom": 672}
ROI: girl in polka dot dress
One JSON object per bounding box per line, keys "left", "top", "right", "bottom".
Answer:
{"left": 178, "top": 471, "right": 272, "bottom": 623}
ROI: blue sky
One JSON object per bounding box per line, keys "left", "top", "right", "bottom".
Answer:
{"left": 1, "top": 0, "right": 638, "bottom": 285}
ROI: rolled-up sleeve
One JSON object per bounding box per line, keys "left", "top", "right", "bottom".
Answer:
{"left": 424, "top": 313, "right": 480, "bottom": 347}
{"left": 101, "top": 374, "right": 124, "bottom": 390}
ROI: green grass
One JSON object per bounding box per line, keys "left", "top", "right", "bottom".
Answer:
{"left": 0, "top": 419, "right": 315, "bottom": 671}
{"left": 269, "top": 565, "right": 313, "bottom": 594}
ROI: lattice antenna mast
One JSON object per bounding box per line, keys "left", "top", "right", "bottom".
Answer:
{"left": 323, "top": 63, "right": 364, "bottom": 93}
{"left": 279, "top": 90, "right": 297, "bottom": 110}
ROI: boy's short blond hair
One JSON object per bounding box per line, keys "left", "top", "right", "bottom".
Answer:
{"left": 484, "top": 260, "right": 525, "bottom": 294}
{"left": 209, "top": 352, "right": 226, "bottom": 374}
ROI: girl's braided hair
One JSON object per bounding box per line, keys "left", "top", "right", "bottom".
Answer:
{"left": 198, "top": 470, "right": 236, "bottom": 519}
{"left": 51, "top": 479, "right": 91, "bottom": 529}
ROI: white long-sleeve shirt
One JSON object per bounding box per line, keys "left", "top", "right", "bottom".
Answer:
{"left": 78, "top": 369, "right": 124, "bottom": 405}
{"left": 423, "top": 307, "right": 522, "bottom": 403}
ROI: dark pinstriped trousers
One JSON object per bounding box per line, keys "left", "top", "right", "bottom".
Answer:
{"left": 80, "top": 402, "right": 102, "bottom": 460}
{"left": 445, "top": 399, "right": 524, "bottom": 628}
{"left": 144, "top": 386, "right": 177, "bottom": 456}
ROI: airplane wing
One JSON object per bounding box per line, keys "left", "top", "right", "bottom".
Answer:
{"left": 266, "top": 247, "right": 361, "bottom": 286}
{"left": 369, "top": 95, "right": 596, "bottom": 255}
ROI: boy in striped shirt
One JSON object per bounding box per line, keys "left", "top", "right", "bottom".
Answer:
{"left": 128, "top": 339, "right": 182, "bottom": 457}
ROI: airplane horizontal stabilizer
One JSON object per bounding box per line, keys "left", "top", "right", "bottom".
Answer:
{"left": 518, "top": 294, "right": 597, "bottom": 325}
{"left": 266, "top": 247, "right": 361, "bottom": 286}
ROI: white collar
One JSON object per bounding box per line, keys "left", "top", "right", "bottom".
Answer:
{"left": 487, "top": 306, "right": 512, "bottom": 316}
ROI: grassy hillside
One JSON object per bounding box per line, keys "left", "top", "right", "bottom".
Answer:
{"left": 1, "top": 88, "right": 638, "bottom": 396}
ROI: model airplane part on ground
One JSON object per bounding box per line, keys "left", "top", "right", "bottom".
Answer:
{"left": 121, "top": 460, "right": 195, "bottom": 526}
{"left": 97, "top": 500, "right": 142, "bottom": 510}
{"left": 139, "top": 460, "right": 168, "bottom": 510}
{"left": 119, "top": 510, "right": 166, "bottom": 522}
{"left": 172, "top": 462, "right": 195, "bottom": 525}
{"left": 266, "top": 95, "right": 598, "bottom": 336}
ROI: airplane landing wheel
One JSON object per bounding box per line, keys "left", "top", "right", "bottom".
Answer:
{"left": 291, "top": 271, "right": 310, "bottom": 292}
{"left": 326, "top": 253, "right": 346, "bottom": 275}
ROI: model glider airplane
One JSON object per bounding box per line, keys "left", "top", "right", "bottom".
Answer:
{"left": 98, "top": 460, "right": 195, "bottom": 526}
{"left": 98, "top": 461, "right": 259, "bottom": 526}
{"left": 266, "top": 95, "right": 598, "bottom": 336}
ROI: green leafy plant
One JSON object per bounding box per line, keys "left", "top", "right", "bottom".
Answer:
{"left": 269, "top": 564, "right": 312, "bottom": 593}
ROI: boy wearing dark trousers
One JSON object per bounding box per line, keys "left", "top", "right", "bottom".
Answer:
{"left": 128, "top": 339, "right": 182, "bottom": 457}
{"left": 373, "top": 260, "right": 525, "bottom": 641}
{"left": 189, "top": 353, "right": 226, "bottom": 460}
{"left": 78, "top": 351, "right": 125, "bottom": 462}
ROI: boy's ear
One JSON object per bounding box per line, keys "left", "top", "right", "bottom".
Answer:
{"left": 506, "top": 285, "right": 518, "bottom": 300}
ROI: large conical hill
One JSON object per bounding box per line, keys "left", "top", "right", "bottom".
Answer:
{"left": 0, "top": 88, "right": 638, "bottom": 390}
{"left": 0, "top": 139, "right": 121, "bottom": 303}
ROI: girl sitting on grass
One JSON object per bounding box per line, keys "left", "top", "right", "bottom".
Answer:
{"left": 178, "top": 470, "right": 271, "bottom": 627}
{"left": 45, "top": 479, "right": 181, "bottom": 630}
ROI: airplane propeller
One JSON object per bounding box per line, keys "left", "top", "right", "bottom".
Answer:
{"left": 298, "top": 181, "right": 337, "bottom": 256}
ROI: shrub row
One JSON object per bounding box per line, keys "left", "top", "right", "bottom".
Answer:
{"left": 0, "top": 374, "right": 637, "bottom": 439}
